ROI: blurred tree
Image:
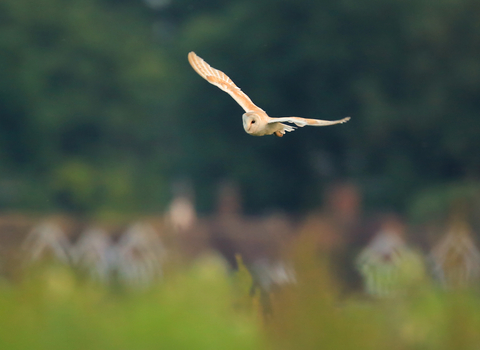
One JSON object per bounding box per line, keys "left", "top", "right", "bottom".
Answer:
{"left": 0, "top": 0, "right": 176, "bottom": 213}
{"left": 171, "top": 0, "right": 480, "bottom": 213}
{"left": 2, "top": 0, "right": 480, "bottom": 215}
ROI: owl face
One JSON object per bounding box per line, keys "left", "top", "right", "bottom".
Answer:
{"left": 242, "top": 112, "right": 261, "bottom": 135}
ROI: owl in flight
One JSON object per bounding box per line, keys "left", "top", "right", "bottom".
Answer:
{"left": 188, "top": 52, "right": 350, "bottom": 137}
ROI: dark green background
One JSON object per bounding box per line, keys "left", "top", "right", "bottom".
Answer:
{"left": 1, "top": 0, "right": 479, "bottom": 217}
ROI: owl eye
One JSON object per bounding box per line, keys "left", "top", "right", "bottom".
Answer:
{"left": 251, "top": 120, "right": 256, "bottom": 124}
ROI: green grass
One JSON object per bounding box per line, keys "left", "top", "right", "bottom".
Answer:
{"left": 1, "top": 241, "right": 480, "bottom": 350}
{"left": 0, "top": 256, "right": 263, "bottom": 350}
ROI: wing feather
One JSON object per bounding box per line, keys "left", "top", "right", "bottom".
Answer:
{"left": 268, "top": 116, "right": 350, "bottom": 127}
{"left": 188, "top": 52, "right": 263, "bottom": 113}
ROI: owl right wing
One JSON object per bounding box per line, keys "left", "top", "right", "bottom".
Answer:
{"left": 188, "top": 52, "right": 264, "bottom": 113}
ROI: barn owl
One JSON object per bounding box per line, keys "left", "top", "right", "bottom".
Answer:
{"left": 188, "top": 51, "right": 350, "bottom": 137}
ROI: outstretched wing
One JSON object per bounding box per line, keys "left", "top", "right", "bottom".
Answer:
{"left": 188, "top": 52, "right": 263, "bottom": 113}
{"left": 268, "top": 116, "right": 350, "bottom": 127}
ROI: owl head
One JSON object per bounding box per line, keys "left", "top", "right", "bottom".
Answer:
{"left": 242, "top": 112, "right": 261, "bottom": 135}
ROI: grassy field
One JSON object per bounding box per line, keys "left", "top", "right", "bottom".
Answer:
{"left": 1, "top": 238, "right": 480, "bottom": 350}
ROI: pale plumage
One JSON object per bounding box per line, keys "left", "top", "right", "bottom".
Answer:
{"left": 188, "top": 51, "right": 350, "bottom": 137}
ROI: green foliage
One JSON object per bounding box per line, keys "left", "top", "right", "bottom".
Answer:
{"left": 408, "top": 181, "right": 480, "bottom": 223}
{"left": 2, "top": 0, "right": 480, "bottom": 213}
{"left": 265, "top": 236, "right": 480, "bottom": 350}
{"left": 0, "top": 0, "right": 174, "bottom": 212}
{"left": 0, "top": 257, "right": 263, "bottom": 350}
{"left": 174, "top": 0, "right": 480, "bottom": 212}
{"left": 4, "top": 240, "right": 480, "bottom": 349}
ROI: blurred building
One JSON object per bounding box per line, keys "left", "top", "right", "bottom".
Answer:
{"left": 116, "top": 222, "right": 166, "bottom": 288}
{"left": 430, "top": 219, "right": 480, "bottom": 289}
{"left": 71, "top": 227, "right": 115, "bottom": 283}
{"left": 357, "top": 216, "right": 426, "bottom": 297}
{"left": 22, "top": 220, "right": 72, "bottom": 264}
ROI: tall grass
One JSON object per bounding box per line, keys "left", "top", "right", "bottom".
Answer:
{"left": 1, "top": 238, "right": 480, "bottom": 349}
{"left": 0, "top": 257, "right": 263, "bottom": 350}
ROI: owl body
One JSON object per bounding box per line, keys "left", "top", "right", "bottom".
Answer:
{"left": 242, "top": 112, "right": 294, "bottom": 137}
{"left": 188, "top": 52, "right": 350, "bottom": 137}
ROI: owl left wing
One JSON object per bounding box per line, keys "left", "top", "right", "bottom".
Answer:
{"left": 268, "top": 116, "right": 350, "bottom": 127}
{"left": 188, "top": 52, "right": 264, "bottom": 113}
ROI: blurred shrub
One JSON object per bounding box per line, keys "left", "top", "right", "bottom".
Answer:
{"left": 408, "top": 181, "right": 480, "bottom": 223}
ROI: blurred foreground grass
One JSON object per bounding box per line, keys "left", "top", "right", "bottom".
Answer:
{"left": 1, "top": 240, "right": 480, "bottom": 350}
{"left": 0, "top": 256, "right": 263, "bottom": 350}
